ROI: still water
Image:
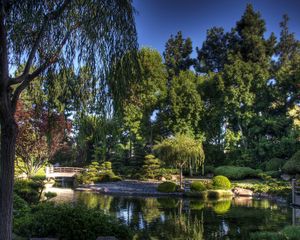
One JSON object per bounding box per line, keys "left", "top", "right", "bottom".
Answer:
{"left": 52, "top": 189, "right": 293, "bottom": 240}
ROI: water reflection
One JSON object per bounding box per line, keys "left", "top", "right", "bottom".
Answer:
{"left": 53, "top": 191, "right": 292, "bottom": 240}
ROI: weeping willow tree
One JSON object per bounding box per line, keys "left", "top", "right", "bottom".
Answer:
{"left": 154, "top": 134, "right": 205, "bottom": 189}
{"left": 0, "top": 1, "right": 138, "bottom": 239}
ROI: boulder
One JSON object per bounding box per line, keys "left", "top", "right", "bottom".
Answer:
{"left": 233, "top": 187, "right": 253, "bottom": 197}
{"left": 158, "top": 176, "right": 166, "bottom": 181}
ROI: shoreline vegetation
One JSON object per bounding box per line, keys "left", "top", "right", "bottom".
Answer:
{"left": 68, "top": 179, "right": 290, "bottom": 204}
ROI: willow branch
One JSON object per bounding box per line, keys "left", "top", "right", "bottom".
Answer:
{"left": 11, "top": 30, "right": 72, "bottom": 113}
{"left": 9, "top": 0, "right": 72, "bottom": 86}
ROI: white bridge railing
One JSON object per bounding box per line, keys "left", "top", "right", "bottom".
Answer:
{"left": 45, "top": 166, "right": 85, "bottom": 178}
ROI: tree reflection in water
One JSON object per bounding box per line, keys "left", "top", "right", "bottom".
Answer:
{"left": 71, "top": 192, "right": 292, "bottom": 240}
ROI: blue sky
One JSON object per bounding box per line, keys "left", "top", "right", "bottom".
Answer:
{"left": 133, "top": 0, "right": 300, "bottom": 56}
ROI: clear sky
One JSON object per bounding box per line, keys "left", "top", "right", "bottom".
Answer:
{"left": 133, "top": 0, "right": 300, "bottom": 56}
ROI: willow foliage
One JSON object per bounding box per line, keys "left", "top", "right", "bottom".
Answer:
{"left": 154, "top": 134, "right": 205, "bottom": 168}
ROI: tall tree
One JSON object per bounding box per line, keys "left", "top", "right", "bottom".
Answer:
{"left": 234, "top": 4, "right": 276, "bottom": 64}
{"left": 196, "top": 27, "right": 229, "bottom": 73}
{"left": 167, "top": 71, "right": 203, "bottom": 136}
{"left": 0, "top": 1, "right": 138, "bottom": 238}
{"left": 275, "top": 14, "right": 300, "bottom": 66}
{"left": 163, "top": 31, "right": 194, "bottom": 77}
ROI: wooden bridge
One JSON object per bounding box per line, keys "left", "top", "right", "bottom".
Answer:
{"left": 45, "top": 166, "right": 85, "bottom": 179}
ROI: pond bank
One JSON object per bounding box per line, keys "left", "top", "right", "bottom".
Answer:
{"left": 73, "top": 180, "right": 288, "bottom": 204}
{"left": 76, "top": 180, "right": 183, "bottom": 197}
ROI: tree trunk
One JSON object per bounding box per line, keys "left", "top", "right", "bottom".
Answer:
{"left": 0, "top": 120, "right": 17, "bottom": 240}
{"left": 179, "top": 166, "right": 183, "bottom": 189}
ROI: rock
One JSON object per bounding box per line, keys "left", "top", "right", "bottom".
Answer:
{"left": 171, "top": 175, "right": 180, "bottom": 181}
{"left": 233, "top": 187, "right": 253, "bottom": 197}
{"left": 159, "top": 176, "right": 166, "bottom": 181}
{"left": 281, "top": 174, "right": 292, "bottom": 181}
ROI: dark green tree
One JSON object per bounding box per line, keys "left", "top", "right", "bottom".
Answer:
{"left": 234, "top": 4, "right": 276, "bottom": 64}
{"left": 168, "top": 71, "right": 203, "bottom": 136}
{"left": 163, "top": 31, "right": 194, "bottom": 77}
{"left": 196, "top": 27, "right": 229, "bottom": 73}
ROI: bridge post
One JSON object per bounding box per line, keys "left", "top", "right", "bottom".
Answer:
{"left": 293, "top": 179, "right": 295, "bottom": 205}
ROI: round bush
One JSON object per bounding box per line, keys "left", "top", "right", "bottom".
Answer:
{"left": 283, "top": 150, "right": 300, "bottom": 174}
{"left": 265, "top": 158, "right": 285, "bottom": 171}
{"left": 14, "top": 203, "right": 132, "bottom": 240}
{"left": 212, "top": 175, "right": 231, "bottom": 190}
{"left": 190, "top": 181, "right": 206, "bottom": 192}
{"left": 214, "top": 166, "right": 261, "bottom": 180}
{"left": 157, "top": 181, "right": 177, "bottom": 193}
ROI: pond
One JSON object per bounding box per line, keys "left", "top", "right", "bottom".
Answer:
{"left": 52, "top": 188, "right": 293, "bottom": 240}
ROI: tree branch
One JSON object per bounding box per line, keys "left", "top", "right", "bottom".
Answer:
{"left": 9, "top": 0, "right": 72, "bottom": 86}
{"left": 11, "top": 30, "right": 72, "bottom": 113}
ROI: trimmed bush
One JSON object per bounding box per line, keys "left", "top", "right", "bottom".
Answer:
{"left": 190, "top": 181, "right": 206, "bottom": 192}
{"left": 157, "top": 182, "right": 177, "bottom": 193}
{"left": 282, "top": 150, "right": 300, "bottom": 174}
{"left": 13, "top": 194, "right": 30, "bottom": 218}
{"left": 264, "top": 170, "right": 280, "bottom": 178}
{"left": 14, "top": 203, "right": 132, "bottom": 240}
{"left": 214, "top": 166, "right": 261, "bottom": 180}
{"left": 14, "top": 179, "right": 43, "bottom": 204}
{"left": 265, "top": 158, "right": 285, "bottom": 171}
{"left": 212, "top": 175, "right": 231, "bottom": 190}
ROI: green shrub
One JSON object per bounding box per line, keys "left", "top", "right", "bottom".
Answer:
{"left": 283, "top": 150, "right": 300, "bottom": 174}
{"left": 14, "top": 180, "right": 42, "bottom": 204}
{"left": 157, "top": 182, "right": 177, "bottom": 193}
{"left": 190, "top": 181, "right": 206, "bottom": 192}
{"left": 142, "top": 154, "right": 161, "bottom": 179}
{"left": 44, "top": 192, "right": 57, "bottom": 201}
{"left": 212, "top": 175, "right": 231, "bottom": 190}
{"left": 281, "top": 225, "right": 300, "bottom": 240}
{"left": 214, "top": 166, "right": 261, "bottom": 180}
{"left": 265, "top": 158, "right": 285, "bottom": 171}
{"left": 13, "top": 203, "right": 132, "bottom": 240}
{"left": 264, "top": 170, "right": 280, "bottom": 178}
{"left": 13, "top": 194, "right": 30, "bottom": 218}
{"left": 97, "top": 173, "right": 112, "bottom": 182}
